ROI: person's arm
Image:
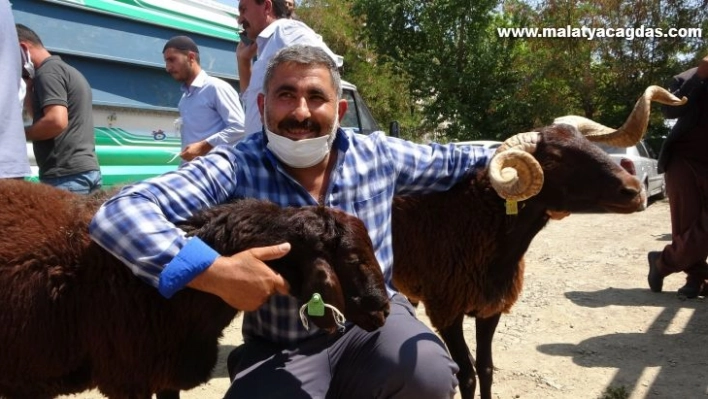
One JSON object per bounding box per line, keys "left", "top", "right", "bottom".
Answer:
{"left": 89, "top": 150, "right": 286, "bottom": 309}
{"left": 186, "top": 244, "right": 290, "bottom": 311}
{"left": 180, "top": 83, "right": 246, "bottom": 161}
{"left": 662, "top": 56, "right": 708, "bottom": 120}
{"left": 25, "top": 104, "right": 68, "bottom": 140}
{"left": 373, "top": 132, "right": 490, "bottom": 195}
{"left": 179, "top": 140, "right": 213, "bottom": 161}
{"left": 26, "top": 71, "right": 70, "bottom": 140}
{"left": 205, "top": 83, "right": 246, "bottom": 146}
{"left": 236, "top": 41, "right": 257, "bottom": 93}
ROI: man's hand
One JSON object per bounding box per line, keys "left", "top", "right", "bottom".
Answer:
{"left": 236, "top": 40, "right": 258, "bottom": 66}
{"left": 697, "top": 54, "right": 708, "bottom": 79}
{"left": 180, "top": 140, "right": 213, "bottom": 161}
{"left": 188, "top": 243, "right": 291, "bottom": 311}
{"left": 236, "top": 41, "right": 257, "bottom": 93}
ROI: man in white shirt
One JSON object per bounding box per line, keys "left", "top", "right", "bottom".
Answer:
{"left": 0, "top": 0, "right": 31, "bottom": 180}
{"left": 163, "top": 36, "right": 246, "bottom": 162}
{"left": 236, "top": 0, "right": 341, "bottom": 136}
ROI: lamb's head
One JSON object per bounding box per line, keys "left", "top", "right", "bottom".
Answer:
{"left": 180, "top": 199, "right": 389, "bottom": 333}
{"left": 278, "top": 206, "right": 390, "bottom": 333}
{"left": 487, "top": 85, "right": 685, "bottom": 213}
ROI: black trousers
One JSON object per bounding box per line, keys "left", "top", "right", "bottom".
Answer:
{"left": 225, "top": 294, "right": 458, "bottom": 399}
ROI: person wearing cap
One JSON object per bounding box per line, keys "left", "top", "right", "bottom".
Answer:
{"left": 163, "top": 35, "right": 246, "bottom": 162}
{"left": 16, "top": 23, "right": 101, "bottom": 193}
{"left": 236, "top": 0, "right": 340, "bottom": 136}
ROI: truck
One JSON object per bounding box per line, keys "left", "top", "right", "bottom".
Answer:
{"left": 12, "top": 0, "right": 381, "bottom": 187}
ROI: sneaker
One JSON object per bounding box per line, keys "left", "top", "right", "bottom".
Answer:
{"left": 647, "top": 251, "right": 665, "bottom": 293}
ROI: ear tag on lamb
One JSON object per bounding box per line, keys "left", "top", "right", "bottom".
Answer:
{"left": 505, "top": 200, "right": 518, "bottom": 215}
{"left": 307, "top": 293, "right": 326, "bottom": 317}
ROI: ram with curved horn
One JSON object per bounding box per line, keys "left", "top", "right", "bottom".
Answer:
{"left": 554, "top": 84, "right": 687, "bottom": 147}
{"left": 391, "top": 85, "right": 685, "bottom": 399}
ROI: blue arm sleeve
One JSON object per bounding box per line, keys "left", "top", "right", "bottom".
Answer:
{"left": 158, "top": 237, "right": 219, "bottom": 298}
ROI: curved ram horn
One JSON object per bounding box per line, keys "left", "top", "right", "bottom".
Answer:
{"left": 554, "top": 85, "right": 687, "bottom": 148}
{"left": 489, "top": 132, "right": 544, "bottom": 201}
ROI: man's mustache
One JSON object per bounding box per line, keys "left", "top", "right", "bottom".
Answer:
{"left": 278, "top": 118, "right": 321, "bottom": 133}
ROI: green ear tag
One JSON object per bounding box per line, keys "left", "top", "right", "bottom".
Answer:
{"left": 506, "top": 200, "right": 518, "bottom": 215}
{"left": 307, "top": 293, "right": 325, "bottom": 317}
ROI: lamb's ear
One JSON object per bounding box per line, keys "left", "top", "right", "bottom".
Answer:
{"left": 316, "top": 206, "right": 342, "bottom": 243}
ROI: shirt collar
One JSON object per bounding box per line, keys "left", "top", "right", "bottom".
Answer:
{"left": 258, "top": 18, "right": 287, "bottom": 40}
{"left": 256, "top": 18, "right": 290, "bottom": 53}
{"left": 180, "top": 70, "right": 208, "bottom": 94}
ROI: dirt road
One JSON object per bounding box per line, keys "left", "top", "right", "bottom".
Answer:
{"left": 65, "top": 198, "right": 707, "bottom": 399}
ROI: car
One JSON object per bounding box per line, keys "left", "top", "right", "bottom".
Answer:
{"left": 595, "top": 140, "right": 666, "bottom": 211}
{"left": 452, "top": 140, "right": 503, "bottom": 151}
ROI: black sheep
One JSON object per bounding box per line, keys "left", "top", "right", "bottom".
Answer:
{"left": 0, "top": 180, "right": 389, "bottom": 399}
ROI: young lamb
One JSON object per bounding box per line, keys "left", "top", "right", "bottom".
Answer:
{"left": 391, "top": 86, "right": 686, "bottom": 399}
{"left": 0, "top": 180, "right": 389, "bottom": 399}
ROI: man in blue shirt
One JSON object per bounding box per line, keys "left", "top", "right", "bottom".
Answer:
{"left": 90, "top": 45, "right": 489, "bottom": 398}
{"left": 163, "top": 36, "right": 246, "bottom": 162}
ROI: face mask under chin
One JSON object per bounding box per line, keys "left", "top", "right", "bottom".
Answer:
{"left": 264, "top": 108, "right": 338, "bottom": 169}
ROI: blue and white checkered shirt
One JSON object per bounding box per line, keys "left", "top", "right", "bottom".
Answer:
{"left": 89, "top": 129, "right": 489, "bottom": 344}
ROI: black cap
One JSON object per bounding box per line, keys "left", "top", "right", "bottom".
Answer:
{"left": 163, "top": 36, "right": 199, "bottom": 53}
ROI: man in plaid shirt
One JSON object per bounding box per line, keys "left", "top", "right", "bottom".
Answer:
{"left": 90, "top": 45, "right": 489, "bottom": 399}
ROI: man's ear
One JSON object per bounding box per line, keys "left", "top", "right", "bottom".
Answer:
{"left": 337, "top": 98, "right": 348, "bottom": 124}
{"left": 257, "top": 93, "right": 265, "bottom": 123}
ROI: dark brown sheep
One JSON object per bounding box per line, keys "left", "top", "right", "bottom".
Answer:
{"left": 0, "top": 180, "right": 389, "bottom": 399}
{"left": 391, "top": 86, "right": 686, "bottom": 399}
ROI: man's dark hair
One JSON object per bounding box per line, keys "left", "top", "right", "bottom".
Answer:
{"left": 16, "top": 24, "right": 44, "bottom": 47}
{"left": 250, "top": 0, "right": 287, "bottom": 18}
{"left": 269, "top": 0, "right": 288, "bottom": 19}
{"left": 264, "top": 45, "right": 342, "bottom": 99}
{"left": 162, "top": 35, "right": 201, "bottom": 64}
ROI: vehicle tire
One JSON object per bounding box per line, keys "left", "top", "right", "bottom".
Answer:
{"left": 638, "top": 182, "right": 649, "bottom": 211}
{"left": 655, "top": 176, "right": 667, "bottom": 200}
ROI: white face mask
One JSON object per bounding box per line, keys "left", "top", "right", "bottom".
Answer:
{"left": 264, "top": 106, "right": 338, "bottom": 169}
{"left": 18, "top": 78, "right": 26, "bottom": 104}
{"left": 22, "top": 49, "right": 35, "bottom": 79}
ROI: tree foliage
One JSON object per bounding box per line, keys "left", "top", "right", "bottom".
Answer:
{"left": 298, "top": 0, "right": 707, "bottom": 144}
{"left": 297, "top": 0, "right": 423, "bottom": 139}
{"left": 526, "top": 0, "right": 707, "bottom": 144}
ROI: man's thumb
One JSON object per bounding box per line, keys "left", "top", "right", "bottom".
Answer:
{"left": 253, "top": 242, "right": 291, "bottom": 261}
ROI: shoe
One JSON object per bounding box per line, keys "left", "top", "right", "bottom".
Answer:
{"left": 647, "top": 251, "right": 665, "bottom": 293}
{"left": 677, "top": 265, "right": 708, "bottom": 299}
{"left": 677, "top": 279, "right": 704, "bottom": 299}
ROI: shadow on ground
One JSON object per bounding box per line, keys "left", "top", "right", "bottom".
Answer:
{"left": 537, "top": 288, "right": 708, "bottom": 397}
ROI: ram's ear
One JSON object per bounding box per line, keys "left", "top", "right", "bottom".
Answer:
{"left": 300, "top": 258, "right": 345, "bottom": 333}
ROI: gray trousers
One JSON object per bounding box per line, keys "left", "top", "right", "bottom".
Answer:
{"left": 225, "top": 294, "right": 459, "bottom": 399}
